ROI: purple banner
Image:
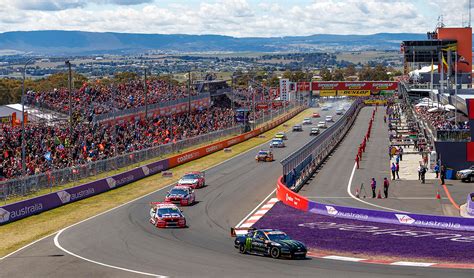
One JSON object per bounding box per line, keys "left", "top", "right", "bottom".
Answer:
{"left": 308, "top": 201, "right": 474, "bottom": 232}
{"left": 0, "top": 159, "right": 169, "bottom": 225}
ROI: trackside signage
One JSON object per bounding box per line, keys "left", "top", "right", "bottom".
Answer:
{"left": 276, "top": 175, "right": 474, "bottom": 232}
{"left": 0, "top": 107, "right": 305, "bottom": 225}
{"left": 307, "top": 198, "right": 474, "bottom": 232}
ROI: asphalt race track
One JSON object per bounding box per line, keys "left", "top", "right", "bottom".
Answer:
{"left": 1, "top": 102, "right": 471, "bottom": 278}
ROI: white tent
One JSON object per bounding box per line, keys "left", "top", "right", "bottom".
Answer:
{"left": 444, "top": 104, "right": 456, "bottom": 110}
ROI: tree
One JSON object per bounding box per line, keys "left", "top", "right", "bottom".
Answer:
{"left": 332, "top": 68, "right": 345, "bottom": 81}
{"left": 344, "top": 64, "right": 356, "bottom": 78}
{"left": 320, "top": 67, "right": 332, "bottom": 81}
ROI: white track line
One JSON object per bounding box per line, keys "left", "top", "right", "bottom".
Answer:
{"left": 54, "top": 232, "right": 166, "bottom": 277}
{"left": 346, "top": 162, "right": 407, "bottom": 213}
{"left": 235, "top": 189, "right": 276, "bottom": 228}
{"left": 307, "top": 196, "right": 443, "bottom": 200}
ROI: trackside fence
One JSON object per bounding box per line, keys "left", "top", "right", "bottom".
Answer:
{"left": 281, "top": 99, "right": 362, "bottom": 190}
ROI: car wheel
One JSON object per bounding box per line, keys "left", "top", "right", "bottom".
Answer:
{"left": 270, "top": 247, "right": 280, "bottom": 259}
{"left": 239, "top": 244, "right": 247, "bottom": 254}
{"left": 470, "top": 176, "right": 474, "bottom": 183}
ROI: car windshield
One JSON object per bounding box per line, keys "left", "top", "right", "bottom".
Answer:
{"left": 169, "top": 188, "right": 188, "bottom": 195}
{"left": 182, "top": 174, "right": 199, "bottom": 179}
{"left": 258, "top": 151, "right": 268, "bottom": 155}
{"left": 266, "top": 233, "right": 290, "bottom": 241}
{"left": 157, "top": 207, "right": 181, "bottom": 217}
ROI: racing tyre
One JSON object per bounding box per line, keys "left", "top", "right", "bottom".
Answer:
{"left": 270, "top": 247, "right": 280, "bottom": 259}
{"left": 470, "top": 176, "right": 474, "bottom": 183}
{"left": 239, "top": 244, "right": 247, "bottom": 254}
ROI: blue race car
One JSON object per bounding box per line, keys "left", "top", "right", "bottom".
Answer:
{"left": 232, "top": 228, "right": 307, "bottom": 259}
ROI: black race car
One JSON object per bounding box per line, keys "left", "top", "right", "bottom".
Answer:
{"left": 232, "top": 228, "right": 307, "bottom": 259}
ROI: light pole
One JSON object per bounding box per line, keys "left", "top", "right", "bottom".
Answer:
{"left": 21, "top": 57, "right": 36, "bottom": 177}
{"left": 65, "top": 60, "right": 74, "bottom": 168}
{"left": 188, "top": 69, "right": 192, "bottom": 114}
{"left": 144, "top": 67, "right": 148, "bottom": 119}
{"left": 231, "top": 74, "right": 235, "bottom": 127}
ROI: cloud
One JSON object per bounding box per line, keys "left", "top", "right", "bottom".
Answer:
{"left": 0, "top": 0, "right": 469, "bottom": 37}
{"left": 14, "top": 0, "right": 86, "bottom": 11}
{"left": 12, "top": 0, "right": 154, "bottom": 11}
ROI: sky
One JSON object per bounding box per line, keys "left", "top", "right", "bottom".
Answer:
{"left": 0, "top": 0, "right": 471, "bottom": 37}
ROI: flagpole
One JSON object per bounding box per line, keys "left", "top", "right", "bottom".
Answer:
{"left": 454, "top": 51, "right": 458, "bottom": 126}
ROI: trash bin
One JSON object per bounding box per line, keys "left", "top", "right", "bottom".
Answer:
{"left": 446, "top": 168, "right": 455, "bottom": 180}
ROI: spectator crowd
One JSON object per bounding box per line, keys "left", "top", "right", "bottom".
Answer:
{"left": 0, "top": 105, "right": 235, "bottom": 180}
{"left": 414, "top": 106, "right": 469, "bottom": 131}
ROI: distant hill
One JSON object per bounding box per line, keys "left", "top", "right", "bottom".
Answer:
{"left": 0, "top": 30, "right": 431, "bottom": 55}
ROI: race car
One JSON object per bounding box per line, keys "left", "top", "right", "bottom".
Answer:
{"left": 317, "top": 121, "right": 327, "bottom": 128}
{"left": 164, "top": 186, "right": 196, "bottom": 206}
{"left": 325, "top": 115, "right": 334, "bottom": 122}
{"left": 232, "top": 228, "right": 307, "bottom": 259}
{"left": 177, "top": 171, "right": 205, "bottom": 189}
{"left": 312, "top": 112, "right": 320, "bottom": 118}
{"left": 302, "top": 118, "right": 312, "bottom": 125}
{"left": 275, "top": 132, "right": 287, "bottom": 140}
{"left": 321, "top": 106, "right": 329, "bottom": 111}
{"left": 310, "top": 127, "right": 320, "bottom": 136}
{"left": 269, "top": 138, "right": 285, "bottom": 148}
{"left": 336, "top": 108, "right": 344, "bottom": 115}
{"left": 292, "top": 124, "right": 303, "bottom": 132}
{"left": 255, "top": 149, "right": 274, "bottom": 162}
{"left": 149, "top": 202, "right": 186, "bottom": 228}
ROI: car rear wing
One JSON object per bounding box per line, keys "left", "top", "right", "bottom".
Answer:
{"left": 230, "top": 227, "right": 255, "bottom": 237}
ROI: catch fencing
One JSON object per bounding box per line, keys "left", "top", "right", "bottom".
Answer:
{"left": 281, "top": 100, "right": 362, "bottom": 190}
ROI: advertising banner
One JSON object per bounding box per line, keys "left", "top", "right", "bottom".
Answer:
{"left": 363, "top": 100, "right": 388, "bottom": 105}
{"left": 370, "top": 82, "right": 398, "bottom": 91}
{"left": 0, "top": 159, "right": 169, "bottom": 224}
{"left": 311, "top": 81, "right": 398, "bottom": 93}
{"left": 338, "top": 90, "right": 371, "bottom": 96}
{"left": 276, "top": 177, "right": 309, "bottom": 211}
{"left": 312, "top": 82, "right": 341, "bottom": 91}
{"left": 297, "top": 82, "right": 311, "bottom": 92}
{"left": 307, "top": 201, "right": 474, "bottom": 232}
{"left": 319, "top": 90, "right": 337, "bottom": 97}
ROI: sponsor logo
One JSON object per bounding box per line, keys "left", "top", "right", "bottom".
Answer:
{"left": 318, "top": 83, "right": 338, "bottom": 89}
{"left": 4, "top": 203, "right": 43, "bottom": 222}
{"left": 148, "top": 163, "right": 165, "bottom": 174}
{"left": 0, "top": 208, "right": 10, "bottom": 223}
{"left": 396, "top": 214, "right": 416, "bottom": 224}
{"left": 106, "top": 177, "right": 116, "bottom": 188}
{"left": 326, "top": 206, "right": 338, "bottom": 215}
{"left": 114, "top": 175, "right": 134, "bottom": 187}
{"left": 227, "top": 138, "right": 240, "bottom": 145}
{"left": 176, "top": 152, "right": 200, "bottom": 164}
{"left": 56, "top": 191, "right": 71, "bottom": 204}
{"left": 206, "top": 144, "right": 222, "bottom": 153}
{"left": 70, "top": 188, "right": 95, "bottom": 200}
{"left": 142, "top": 166, "right": 150, "bottom": 176}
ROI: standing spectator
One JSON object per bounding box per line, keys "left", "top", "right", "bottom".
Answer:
{"left": 399, "top": 147, "right": 403, "bottom": 161}
{"left": 383, "top": 177, "right": 389, "bottom": 198}
{"left": 395, "top": 162, "right": 400, "bottom": 179}
{"left": 371, "top": 177, "right": 377, "bottom": 198}
{"left": 440, "top": 165, "right": 446, "bottom": 185}
{"left": 434, "top": 163, "right": 440, "bottom": 178}
{"left": 391, "top": 163, "right": 396, "bottom": 180}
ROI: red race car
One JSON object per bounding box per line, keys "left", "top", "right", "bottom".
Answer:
{"left": 177, "top": 171, "right": 206, "bottom": 189}
{"left": 149, "top": 202, "right": 186, "bottom": 228}
{"left": 164, "top": 186, "right": 196, "bottom": 206}
{"left": 312, "top": 112, "right": 321, "bottom": 118}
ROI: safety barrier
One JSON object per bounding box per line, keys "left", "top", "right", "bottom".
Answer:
{"left": 276, "top": 175, "right": 474, "bottom": 232}
{"left": 0, "top": 105, "right": 307, "bottom": 225}
{"left": 281, "top": 99, "right": 362, "bottom": 189}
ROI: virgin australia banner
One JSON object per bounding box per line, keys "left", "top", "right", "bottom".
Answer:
{"left": 308, "top": 202, "right": 474, "bottom": 232}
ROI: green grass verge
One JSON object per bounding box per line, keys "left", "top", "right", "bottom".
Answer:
{"left": 0, "top": 108, "right": 313, "bottom": 258}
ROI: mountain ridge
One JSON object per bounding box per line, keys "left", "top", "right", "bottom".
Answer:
{"left": 0, "top": 30, "right": 440, "bottom": 55}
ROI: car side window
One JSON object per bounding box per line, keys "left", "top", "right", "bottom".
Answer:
{"left": 254, "top": 231, "right": 266, "bottom": 240}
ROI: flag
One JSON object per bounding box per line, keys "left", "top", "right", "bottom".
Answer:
{"left": 44, "top": 152, "right": 52, "bottom": 161}
{"left": 442, "top": 53, "right": 448, "bottom": 70}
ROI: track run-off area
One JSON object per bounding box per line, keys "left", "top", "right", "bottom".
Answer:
{"left": 1, "top": 101, "right": 472, "bottom": 278}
